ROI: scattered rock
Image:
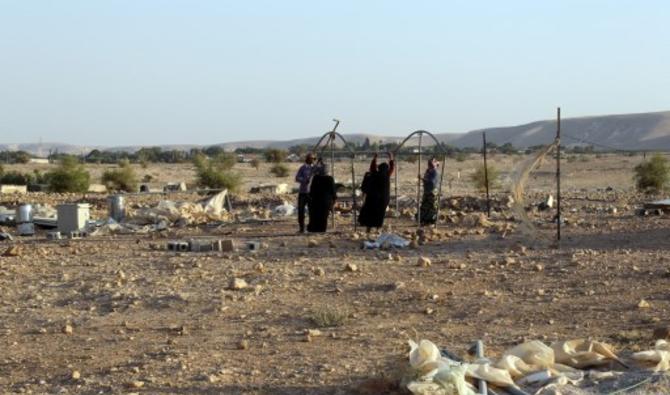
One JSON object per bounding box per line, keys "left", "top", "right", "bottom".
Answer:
{"left": 125, "top": 380, "right": 144, "bottom": 388}
{"left": 62, "top": 324, "right": 73, "bottom": 335}
{"left": 313, "top": 267, "right": 325, "bottom": 276}
{"left": 229, "top": 278, "right": 248, "bottom": 290}
{"left": 71, "top": 370, "right": 80, "bottom": 380}
{"left": 344, "top": 263, "right": 358, "bottom": 272}
{"left": 238, "top": 339, "right": 249, "bottom": 350}
{"left": 3, "top": 246, "right": 21, "bottom": 257}
{"left": 638, "top": 299, "right": 651, "bottom": 309}
{"left": 308, "top": 239, "right": 318, "bottom": 248}
{"left": 417, "top": 256, "right": 432, "bottom": 267}
{"left": 534, "top": 264, "right": 544, "bottom": 272}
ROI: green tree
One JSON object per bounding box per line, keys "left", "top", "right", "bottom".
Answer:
{"left": 470, "top": 163, "right": 500, "bottom": 192}
{"left": 47, "top": 156, "right": 90, "bottom": 193}
{"left": 634, "top": 154, "right": 670, "bottom": 193}
{"left": 102, "top": 161, "right": 138, "bottom": 192}
{"left": 193, "top": 155, "right": 242, "bottom": 192}
{"left": 270, "top": 164, "right": 289, "bottom": 177}
{"left": 264, "top": 149, "right": 288, "bottom": 163}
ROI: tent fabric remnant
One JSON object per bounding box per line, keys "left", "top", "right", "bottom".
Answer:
{"left": 129, "top": 190, "right": 230, "bottom": 225}
{"left": 632, "top": 340, "right": 670, "bottom": 372}
{"left": 363, "top": 233, "right": 410, "bottom": 249}
{"left": 509, "top": 141, "right": 557, "bottom": 242}
{"left": 405, "top": 338, "right": 625, "bottom": 395}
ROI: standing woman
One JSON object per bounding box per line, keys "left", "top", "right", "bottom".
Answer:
{"left": 419, "top": 157, "right": 440, "bottom": 226}
{"left": 358, "top": 152, "right": 394, "bottom": 232}
{"left": 307, "top": 160, "right": 337, "bottom": 232}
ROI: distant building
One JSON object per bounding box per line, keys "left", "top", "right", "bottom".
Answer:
{"left": 29, "top": 158, "right": 50, "bottom": 164}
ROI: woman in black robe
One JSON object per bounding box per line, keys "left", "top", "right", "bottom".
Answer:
{"left": 419, "top": 157, "right": 440, "bottom": 226}
{"left": 358, "top": 153, "right": 394, "bottom": 232}
{"left": 307, "top": 162, "right": 337, "bottom": 233}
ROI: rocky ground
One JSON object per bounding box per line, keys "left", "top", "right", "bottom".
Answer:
{"left": 1, "top": 154, "right": 670, "bottom": 394}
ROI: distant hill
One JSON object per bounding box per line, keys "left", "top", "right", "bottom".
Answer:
{"left": 2, "top": 110, "right": 669, "bottom": 156}
{"left": 449, "top": 110, "right": 670, "bottom": 150}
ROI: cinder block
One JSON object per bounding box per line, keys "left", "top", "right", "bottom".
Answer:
{"left": 246, "top": 241, "right": 261, "bottom": 251}
{"left": 221, "top": 239, "right": 235, "bottom": 252}
{"left": 47, "top": 231, "right": 62, "bottom": 240}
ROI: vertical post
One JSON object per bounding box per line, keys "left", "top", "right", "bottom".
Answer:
{"left": 330, "top": 133, "right": 335, "bottom": 230}
{"left": 394, "top": 154, "right": 399, "bottom": 213}
{"left": 416, "top": 133, "right": 423, "bottom": 227}
{"left": 482, "top": 132, "right": 491, "bottom": 217}
{"left": 556, "top": 107, "right": 561, "bottom": 243}
{"left": 351, "top": 153, "right": 357, "bottom": 232}
{"left": 435, "top": 153, "right": 447, "bottom": 228}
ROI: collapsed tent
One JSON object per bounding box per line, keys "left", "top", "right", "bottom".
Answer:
{"left": 127, "top": 190, "right": 231, "bottom": 226}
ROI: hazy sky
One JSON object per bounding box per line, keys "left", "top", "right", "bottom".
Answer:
{"left": 1, "top": 1, "right": 669, "bottom": 146}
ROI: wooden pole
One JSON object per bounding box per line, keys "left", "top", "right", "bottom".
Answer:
{"left": 351, "top": 152, "right": 357, "bottom": 232}
{"left": 556, "top": 107, "right": 561, "bottom": 242}
{"left": 482, "top": 132, "right": 491, "bottom": 217}
{"left": 435, "top": 153, "right": 447, "bottom": 228}
{"left": 394, "top": 159, "right": 399, "bottom": 213}
{"left": 416, "top": 133, "right": 423, "bottom": 227}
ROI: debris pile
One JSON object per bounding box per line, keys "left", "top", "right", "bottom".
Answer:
{"left": 403, "top": 337, "right": 668, "bottom": 395}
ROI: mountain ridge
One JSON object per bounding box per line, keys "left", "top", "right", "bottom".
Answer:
{"left": 2, "top": 110, "right": 669, "bottom": 156}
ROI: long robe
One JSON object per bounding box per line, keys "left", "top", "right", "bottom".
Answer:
{"left": 358, "top": 169, "right": 391, "bottom": 228}
{"left": 307, "top": 175, "right": 336, "bottom": 232}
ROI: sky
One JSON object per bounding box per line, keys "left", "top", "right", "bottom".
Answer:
{"left": 1, "top": 0, "right": 669, "bottom": 146}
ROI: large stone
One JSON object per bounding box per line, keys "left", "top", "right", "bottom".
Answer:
{"left": 229, "top": 278, "right": 248, "bottom": 290}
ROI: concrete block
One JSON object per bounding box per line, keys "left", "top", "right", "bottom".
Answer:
{"left": 221, "top": 239, "right": 235, "bottom": 252}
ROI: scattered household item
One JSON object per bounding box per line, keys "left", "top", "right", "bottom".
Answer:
{"left": 0, "top": 232, "right": 13, "bottom": 241}
{"left": 57, "top": 204, "right": 91, "bottom": 234}
{"left": 108, "top": 195, "right": 126, "bottom": 222}
{"left": 363, "top": 233, "right": 410, "bottom": 249}
{"left": 643, "top": 199, "right": 670, "bottom": 211}
{"left": 164, "top": 182, "right": 187, "bottom": 192}
{"left": 0, "top": 206, "right": 14, "bottom": 224}
{"left": 250, "top": 183, "right": 290, "bottom": 195}
{"left": 273, "top": 203, "right": 296, "bottom": 217}
{"left": 15, "top": 204, "right": 34, "bottom": 236}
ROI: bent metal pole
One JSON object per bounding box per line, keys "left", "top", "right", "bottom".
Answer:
{"left": 416, "top": 133, "right": 423, "bottom": 228}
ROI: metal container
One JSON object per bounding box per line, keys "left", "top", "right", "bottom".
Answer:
{"left": 16, "top": 204, "right": 33, "bottom": 223}
{"left": 57, "top": 204, "right": 91, "bottom": 234}
{"left": 16, "top": 204, "right": 35, "bottom": 236}
{"left": 108, "top": 195, "right": 125, "bottom": 222}
{"left": 17, "top": 223, "right": 35, "bottom": 236}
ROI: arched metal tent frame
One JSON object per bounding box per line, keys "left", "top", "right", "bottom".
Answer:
{"left": 308, "top": 127, "right": 448, "bottom": 232}
{"left": 391, "top": 130, "right": 448, "bottom": 228}
{"left": 310, "top": 125, "right": 359, "bottom": 231}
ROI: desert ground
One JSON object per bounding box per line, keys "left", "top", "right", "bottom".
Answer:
{"left": 1, "top": 152, "right": 670, "bottom": 394}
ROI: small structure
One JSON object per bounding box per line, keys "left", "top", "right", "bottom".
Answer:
{"left": 57, "top": 204, "right": 90, "bottom": 234}
{"left": 28, "top": 158, "right": 50, "bottom": 165}
{"left": 88, "top": 184, "right": 108, "bottom": 193}
{"left": 163, "top": 182, "right": 187, "bottom": 192}
{"left": 0, "top": 185, "right": 28, "bottom": 194}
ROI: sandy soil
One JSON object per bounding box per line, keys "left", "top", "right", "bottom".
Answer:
{"left": 1, "top": 153, "right": 670, "bottom": 394}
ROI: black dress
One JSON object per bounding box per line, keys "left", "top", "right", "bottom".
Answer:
{"left": 307, "top": 175, "right": 337, "bottom": 232}
{"left": 358, "top": 168, "right": 391, "bottom": 229}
